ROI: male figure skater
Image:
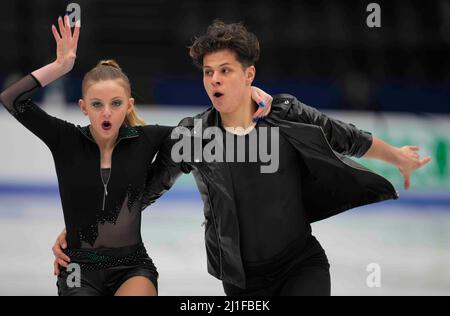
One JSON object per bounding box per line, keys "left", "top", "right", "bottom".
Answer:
{"left": 54, "top": 20, "right": 431, "bottom": 295}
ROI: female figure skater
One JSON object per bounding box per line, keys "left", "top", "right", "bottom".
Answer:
{"left": 0, "top": 15, "right": 167, "bottom": 296}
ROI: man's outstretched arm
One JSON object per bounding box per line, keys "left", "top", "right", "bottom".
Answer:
{"left": 282, "top": 95, "right": 431, "bottom": 190}
{"left": 362, "top": 137, "right": 431, "bottom": 190}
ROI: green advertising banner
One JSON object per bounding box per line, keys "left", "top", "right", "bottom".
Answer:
{"left": 346, "top": 113, "right": 449, "bottom": 193}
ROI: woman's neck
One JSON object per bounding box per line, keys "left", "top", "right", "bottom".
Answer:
{"left": 89, "top": 126, "right": 116, "bottom": 153}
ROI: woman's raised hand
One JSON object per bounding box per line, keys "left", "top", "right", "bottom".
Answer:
{"left": 52, "top": 15, "right": 80, "bottom": 72}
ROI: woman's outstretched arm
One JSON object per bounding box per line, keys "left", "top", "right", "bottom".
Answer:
{"left": 32, "top": 16, "right": 80, "bottom": 86}
{"left": 0, "top": 16, "right": 80, "bottom": 151}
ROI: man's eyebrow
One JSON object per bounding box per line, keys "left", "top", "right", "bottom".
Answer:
{"left": 203, "top": 63, "right": 232, "bottom": 69}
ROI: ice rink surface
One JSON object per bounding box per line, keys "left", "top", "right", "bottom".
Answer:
{"left": 0, "top": 187, "right": 449, "bottom": 296}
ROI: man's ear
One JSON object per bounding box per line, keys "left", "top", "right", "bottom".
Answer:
{"left": 79, "top": 99, "right": 88, "bottom": 115}
{"left": 245, "top": 65, "right": 256, "bottom": 85}
{"left": 127, "top": 98, "right": 135, "bottom": 114}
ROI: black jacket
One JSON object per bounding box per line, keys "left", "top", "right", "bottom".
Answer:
{"left": 0, "top": 74, "right": 171, "bottom": 249}
{"left": 143, "top": 94, "right": 399, "bottom": 289}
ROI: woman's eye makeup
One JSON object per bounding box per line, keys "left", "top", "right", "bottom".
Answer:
{"left": 91, "top": 101, "right": 102, "bottom": 108}
{"left": 89, "top": 100, "right": 123, "bottom": 108}
{"left": 112, "top": 100, "right": 123, "bottom": 107}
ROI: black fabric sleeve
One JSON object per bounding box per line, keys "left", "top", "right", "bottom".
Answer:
{"left": 141, "top": 131, "right": 192, "bottom": 210}
{"left": 285, "top": 96, "right": 373, "bottom": 158}
{"left": 0, "top": 74, "right": 69, "bottom": 152}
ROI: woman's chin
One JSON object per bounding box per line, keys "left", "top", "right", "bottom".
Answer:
{"left": 92, "top": 126, "right": 116, "bottom": 139}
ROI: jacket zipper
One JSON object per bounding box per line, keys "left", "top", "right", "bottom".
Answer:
{"left": 100, "top": 138, "right": 125, "bottom": 211}
{"left": 101, "top": 164, "right": 112, "bottom": 211}
{"left": 200, "top": 172, "right": 223, "bottom": 278}
{"left": 77, "top": 126, "right": 138, "bottom": 212}
{"left": 210, "top": 205, "right": 223, "bottom": 278}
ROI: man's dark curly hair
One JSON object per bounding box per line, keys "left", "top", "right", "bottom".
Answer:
{"left": 189, "top": 20, "right": 260, "bottom": 69}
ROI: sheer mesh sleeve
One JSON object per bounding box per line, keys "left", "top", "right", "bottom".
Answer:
{"left": 0, "top": 74, "right": 68, "bottom": 152}
{"left": 0, "top": 74, "right": 42, "bottom": 115}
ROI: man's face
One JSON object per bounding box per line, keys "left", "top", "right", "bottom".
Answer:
{"left": 203, "top": 49, "right": 255, "bottom": 114}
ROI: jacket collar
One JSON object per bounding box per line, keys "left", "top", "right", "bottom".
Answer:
{"left": 206, "top": 107, "right": 222, "bottom": 127}
{"left": 183, "top": 96, "right": 292, "bottom": 130}
{"left": 181, "top": 106, "right": 220, "bottom": 129}
{"left": 77, "top": 125, "right": 140, "bottom": 143}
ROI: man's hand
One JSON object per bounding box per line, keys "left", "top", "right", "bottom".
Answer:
{"left": 396, "top": 146, "right": 432, "bottom": 190}
{"left": 363, "top": 138, "right": 432, "bottom": 190}
{"left": 52, "top": 229, "right": 71, "bottom": 276}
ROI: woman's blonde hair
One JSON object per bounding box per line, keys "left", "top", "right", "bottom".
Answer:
{"left": 82, "top": 59, "right": 145, "bottom": 126}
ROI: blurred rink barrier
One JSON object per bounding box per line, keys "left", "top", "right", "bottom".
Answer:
{"left": 1, "top": 104, "right": 448, "bottom": 195}
{"left": 0, "top": 104, "right": 449, "bottom": 295}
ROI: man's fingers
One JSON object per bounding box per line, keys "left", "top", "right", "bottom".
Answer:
{"left": 52, "top": 244, "right": 71, "bottom": 262}
{"left": 52, "top": 244, "right": 58, "bottom": 255}
{"left": 409, "top": 146, "right": 420, "bottom": 151}
{"left": 59, "top": 238, "right": 67, "bottom": 249}
{"left": 404, "top": 175, "right": 410, "bottom": 190}
{"left": 61, "top": 253, "right": 71, "bottom": 263}
{"left": 54, "top": 249, "right": 71, "bottom": 263}
{"left": 58, "top": 259, "right": 69, "bottom": 268}
{"left": 54, "top": 260, "right": 60, "bottom": 276}
{"left": 58, "top": 233, "right": 68, "bottom": 249}
{"left": 420, "top": 156, "right": 432, "bottom": 167}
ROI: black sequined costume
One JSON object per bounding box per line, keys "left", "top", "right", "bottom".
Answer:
{"left": 0, "top": 74, "right": 172, "bottom": 295}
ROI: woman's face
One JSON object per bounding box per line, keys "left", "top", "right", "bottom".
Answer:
{"left": 79, "top": 79, "right": 134, "bottom": 143}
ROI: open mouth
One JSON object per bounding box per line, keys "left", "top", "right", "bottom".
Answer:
{"left": 102, "top": 121, "right": 112, "bottom": 131}
{"left": 213, "top": 92, "right": 224, "bottom": 98}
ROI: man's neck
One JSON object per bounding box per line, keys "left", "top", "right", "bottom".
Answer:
{"left": 219, "top": 92, "right": 257, "bottom": 129}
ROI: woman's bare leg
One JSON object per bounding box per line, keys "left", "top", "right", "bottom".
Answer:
{"left": 114, "top": 276, "right": 157, "bottom": 296}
